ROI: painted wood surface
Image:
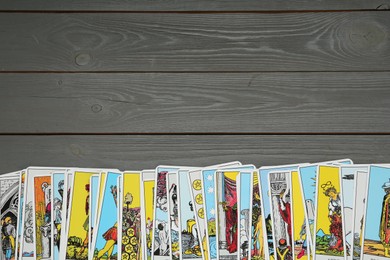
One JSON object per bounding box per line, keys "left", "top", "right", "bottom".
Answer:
{"left": 0, "top": 72, "right": 389, "bottom": 133}
{"left": 0, "top": 12, "right": 388, "bottom": 72}
{"left": 1, "top": 0, "right": 389, "bottom": 11}
{"left": 0, "top": 135, "right": 387, "bottom": 173}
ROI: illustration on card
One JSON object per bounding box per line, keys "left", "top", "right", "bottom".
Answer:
{"left": 52, "top": 174, "right": 64, "bottom": 260}
{"left": 269, "top": 172, "right": 292, "bottom": 260}
{"left": 0, "top": 178, "right": 19, "bottom": 260}
{"left": 167, "top": 174, "right": 180, "bottom": 260}
{"left": 315, "top": 178, "right": 344, "bottom": 257}
{"left": 352, "top": 171, "right": 367, "bottom": 260}
{"left": 251, "top": 173, "right": 265, "bottom": 260}
{"left": 141, "top": 175, "right": 154, "bottom": 260}
{"left": 238, "top": 172, "right": 252, "bottom": 260}
{"left": 16, "top": 173, "right": 25, "bottom": 260}
{"left": 202, "top": 171, "right": 217, "bottom": 259}
{"left": 34, "top": 176, "right": 52, "bottom": 260}
{"left": 363, "top": 166, "right": 390, "bottom": 258}
{"left": 189, "top": 173, "right": 209, "bottom": 259}
{"left": 179, "top": 173, "right": 201, "bottom": 259}
{"left": 153, "top": 170, "right": 170, "bottom": 257}
{"left": 341, "top": 170, "right": 355, "bottom": 257}
{"left": 291, "top": 171, "right": 308, "bottom": 260}
{"left": 65, "top": 172, "right": 95, "bottom": 260}
{"left": 94, "top": 180, "right": 118, "bottom": 260}
{"left": 217, "top": 171, "right": 239, "bottom": 259}
{"left": 121, "top": 174, "right": 142, "bottom": 260}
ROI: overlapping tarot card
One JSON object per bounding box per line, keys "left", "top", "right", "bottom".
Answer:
{"left": 7, "top": 159, "right": 390, "bottom": 260}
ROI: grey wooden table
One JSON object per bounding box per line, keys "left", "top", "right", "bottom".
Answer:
{"left": 0, "top": 1, "right": 389, "bottom": 173}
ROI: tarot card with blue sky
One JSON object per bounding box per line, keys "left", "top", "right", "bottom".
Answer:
{"left": 91, "top": 171, "right": 121, "bottom": 260}
{"left": 51, "top": 172, "right": 65, "bottom": 260}
{"left": 363, "top": 165, "right": 390, "bottom": 260}
{"left": 238, "top": 171, "right": 252, "bottom": 260}
{"left": 299, "top": 159, "right": 352, "bottom": 249}
{"left": 201, "top": 162, "right": 242, "bottom": 260}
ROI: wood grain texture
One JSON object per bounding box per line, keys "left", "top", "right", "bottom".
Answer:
{"left": 0, "top": 0, "right": 389, "bottom": 11}
{"left": 0, "top": 135, "right": 388, "bottom": 174}
{"left": 0, "top": 12, "right": 389, "bottom": 72}
{"left": 1, "top": 72, "right": 389, "bottom": 133}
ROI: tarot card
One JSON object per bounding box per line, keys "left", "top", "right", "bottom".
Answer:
{"left": 59, "top": 170, "right": 74, "bottom": 259}
{"left": 116, "top": 175, "right": 122, "bottom": 259}
{"left": 63, "top": 171, "right": 100, "bottom": 260}
{"left": 215, "top": 167, "right": 253, "bottom": 260}
{"left": 167, "top": 172, "right": 180, "bottom": 260}
{"left": 237, "top": 171, "right": 252, "bottom": 260}
{"left": 51, "top": 172, "right": 65, "bottom": 260}
{"left": 94, "top": 172, "right": 107, "bottom": 230}
{"left": 15, "top": 170, "right": 26, "bottom": 260}
{"left": 291, "top": 170, "right": 309, "bottom": 260}
{"left": 88, "top": 175, "right": 99, "bottom": 256}
{"left": 340, "top": 165, "right": 368, "bottom": 260}
{"left": 153, "top": 166, "right": 179, "bottom": 259}
{"left": 251, "top": 170, "right": 266, "bottom": 260}
{"left": 188, "top": 168, "right": 209, "bottom": 259}
{"left": 189, "top": 165, "right": 234, "bottom": 260}
{"left": 153, "top": 166, "right": 195, "bottom": 260}
{"left": 22, "top": 167, "right": 67, "bottom": 260}
{"left": 178, "top": 169, "right": 202, "bottom": 260}
{"left": 33, "top": 175, "right": 52, "bottom": 260}
{"left": 90, "top": 171, "right": 121, "bottom": 260}
{"left": 119, "top": 172, "right": 142, "bottom": 260}
{"left": 362, "top": 165, "right": 390, "bottom": 260}
{"left": 0, "top": 176, "right": 20, "bottom": 260}
{"left": 314, "top": 165, "right": 346, "bottom": 260}
{"left": 260, "top": 163, "right": 306, "bottom": 260}
{"left": 352, "top": 170, "right": 368, "bottom": 260}
{"left": 268, "top": 171, "right": 293, "bottom": 260}
{"left": 299, "top": 159, "right": 353, "bottom": 249}
{"left": 200, "top": 163, "right": 247, "bottom": 260}
{"left": 140, "top": 170, "right": 155, "bottom": 260}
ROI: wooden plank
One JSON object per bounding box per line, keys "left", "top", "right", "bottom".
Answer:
{"left": 0, "top": 135, "right": 388, "bottom": 174}
{"left": 1, "top": 72, "right": 390, "bottom": 133}
{"left": 0, "top": 0, "right": 389, "bottom": 11}
{"left": 0, "top": 12, "right": 389, "bottom": 72}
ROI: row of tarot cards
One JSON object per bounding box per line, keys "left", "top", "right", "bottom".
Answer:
{"left": 1, "top": 160, "right": 390, "bottom": 260}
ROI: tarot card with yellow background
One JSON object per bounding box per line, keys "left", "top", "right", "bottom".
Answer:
{"left": 291, "top": 171, "right": 309, "bottom": 260}
{"left": 251, "top": 171, "right": 266, "bottom": 260}
{"left": 314, "top": 165, "right": 346, "bottom": 260}
{"left": 119, "top": 172, "right": 142, "bottom": 260}
{"left": 140, "top": 170, "right": 155, "bottom": 260}
{"left": 65, "top": 171, "right": 97, "bottom": 260}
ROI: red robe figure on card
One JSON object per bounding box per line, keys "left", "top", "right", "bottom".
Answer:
{"left": 380, "top": 180, "right": 390, "bottom": 257}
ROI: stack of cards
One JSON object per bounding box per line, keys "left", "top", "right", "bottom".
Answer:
{"left": 1, "top": 160, "right": 390, "bottom": 260}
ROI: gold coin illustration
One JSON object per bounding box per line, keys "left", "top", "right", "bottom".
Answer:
{"left": 122, "top": 236, "right": 130, "bottom": 245}
{"left": 130, "top": 236, "right": 138, "bottom": 245}
{"left": 198, "top": 208, "right": 204, "bottom": 219}
{"left": 127, "top": 227, "right": 135, "bottom": 237}
{"left": 125, "top": 244, "right": 134, "bottom": 253}
{"left": 195, "top": 194, "right": 203, "bottom": 204}
{"left": 192, "top": 179, "right": 202, "bottom": 190}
